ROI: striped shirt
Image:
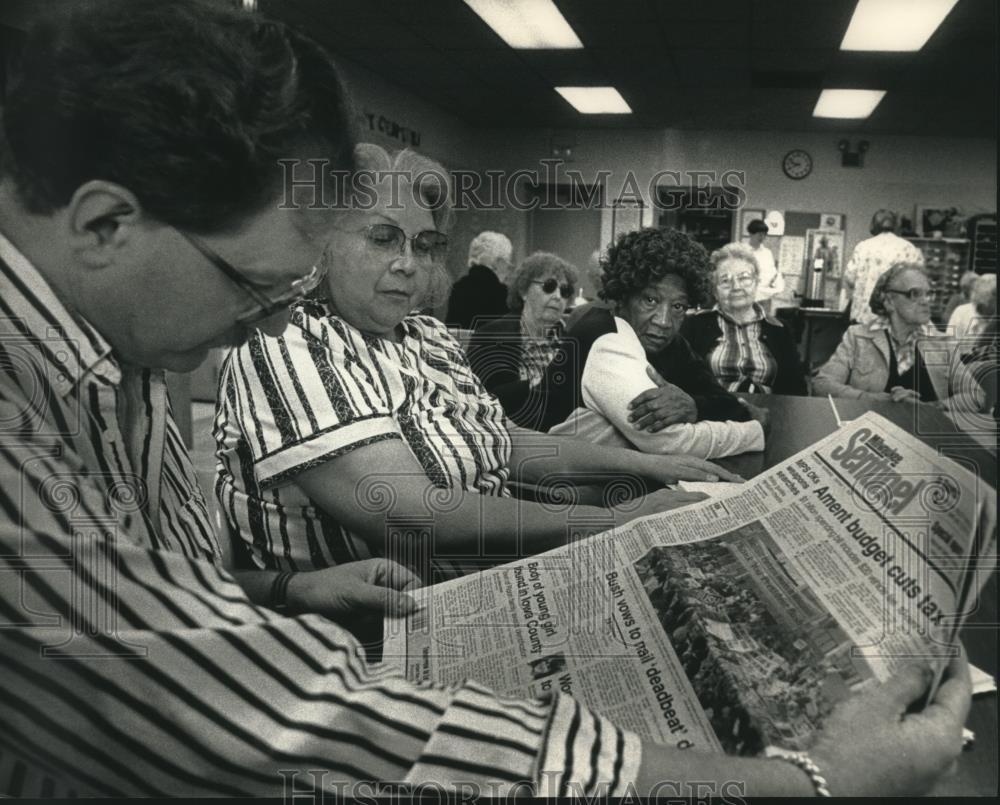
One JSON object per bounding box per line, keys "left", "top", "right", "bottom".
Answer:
{"left": 215, "top": 299, "right": 512, "bottom": 579}
{"left": 708, "top": 305, "right": 778, "bottom": 393}
{"left": 0, "top": 232, "right": 641, "bottom": 796}
{"left": 0, "top": 232, "right": 219, "bottom": 562}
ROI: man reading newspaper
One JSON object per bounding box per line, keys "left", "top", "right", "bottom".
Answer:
{"left": 0, "top": 0, "right": 974, "bottom": 798}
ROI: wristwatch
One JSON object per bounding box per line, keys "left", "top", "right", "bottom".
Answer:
{"left": 269, "top": 570, "right": 295, "bottom": 613}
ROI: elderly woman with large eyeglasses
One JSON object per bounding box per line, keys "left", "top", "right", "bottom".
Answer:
{"left": 682, "top": 242, "right": 808, "bottom": 396}
{"left": 814, "top": 262, "right": 984, "bottom": 409}
{"left": 215, "top": 144, "right": 738, "bottom": 587}
{"left": 467, "top": 251, "right": 577, "bottom": 421}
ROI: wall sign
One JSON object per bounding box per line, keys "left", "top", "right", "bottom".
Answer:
{"left": 764, "top": 210, "right": 786, "bottom": 236}
{"left": 362, "top": 111, "right": 422, "bottom": 147}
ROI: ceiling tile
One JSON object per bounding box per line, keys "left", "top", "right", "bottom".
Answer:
{"left": 261, "top": 0, "right": 997, "bottom": 136}
{"left": 652, "top": 0, "right": 751, "bottom": 22}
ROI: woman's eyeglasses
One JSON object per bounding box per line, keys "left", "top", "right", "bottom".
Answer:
{"left": 886, "top": 287, "right": 930, "bottom": 302}
{"left": 532, "top": 278, "right": 575, "bottom": 299}
{"left": 176, "top": 229, "right": 325, "bottom": 326}
{"left": 360, "top": 223, "right": 449, "bottom": 262}
{"left": 716, "top": 273, "right": 756, "bottom": 290}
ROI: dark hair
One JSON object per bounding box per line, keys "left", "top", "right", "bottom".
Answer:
{"left": 869, "top": 209, "right": 898, "bottom": 235}
{"left": 747, "top": 219, "right": 769, "bottom": 235}
{"left": 599, "top": 227, "right": 711, "bottom": 307}
{"left": 869, "top": 261, "right": 927, "bottom": 317}
{"left": 0, "top": 0, "right": 354, "bottom": 233}
{"left": 507, "top": 251, "right": 578, "bottom": 313}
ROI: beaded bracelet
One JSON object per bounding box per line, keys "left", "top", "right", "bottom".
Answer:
{"left": 772, "top": 751, "right": 831, "bottom": 797}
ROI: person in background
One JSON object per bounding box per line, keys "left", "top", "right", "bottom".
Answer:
{"left": 467, "top": 251, "right": 577, "bottom": 417}
{"left": 217, "top": 145, "right": 732, "bottom": 585}
{"left": 683, "top": 243, "right": 809, "bottom": 396}
{"left": 961, "top": 308, "right": 999, "bottom": 419}
{"left": 542, "top": 228, "right": 767, "bottom": 459}
{"left": 949, "top": 273, "right": 995, "bottom": 350}
{"left": 814, "top": 262, "right": 983, "bottom": 411}
{"left": 444, "top": 229, "right": 512, "bottom": 328}
{"left": 942, "top": 269, "right": 979, "bottom": 324}
{"left": 842, "top": 209, "right": 924, "bottom": 324}
{"left": 567, "top": 246, "right": 603, "bottom": 312}
{"left": 746, "top": 219, "right": 783, "bottom": 314}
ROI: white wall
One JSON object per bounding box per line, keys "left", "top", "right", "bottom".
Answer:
{"left": 337, "top": 59, "right": 478, "bottom": 170}
{"left": 332, "top": 60, "right": 996, "bottom": 310}
{"left": 473, "top": 127, "right": 997, "bottom": 260}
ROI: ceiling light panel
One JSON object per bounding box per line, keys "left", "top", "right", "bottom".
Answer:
{"left": 555, "top": 87, "right": 632, "bottom": 114}
{"left": 463, "top": 0, "right": 584, "bottom": 49}
{"left": 840, "top": 0, "right": 959, "bottom": 51}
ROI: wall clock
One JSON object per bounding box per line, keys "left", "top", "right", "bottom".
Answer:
{"left": 782, "top": 149, "right": 813, "bottom": 180}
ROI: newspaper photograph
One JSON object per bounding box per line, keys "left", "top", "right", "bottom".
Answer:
{"left": 381, "top": 411, "right": 996, "bottom": 755}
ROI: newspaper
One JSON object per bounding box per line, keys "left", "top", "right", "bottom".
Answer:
{"left": 381, "top": 411, "right": 996, "bottom": 755}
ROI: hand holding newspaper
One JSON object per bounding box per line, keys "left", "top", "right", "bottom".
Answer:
{"left": 382, "top": 412, "right": 996, "bottom": 756}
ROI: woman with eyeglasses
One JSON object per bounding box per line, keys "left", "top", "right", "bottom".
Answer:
{"left": 215, "top": 144, "right": 738, "bottom": 584}
{"left": 814, "top": 262, "right": 983, "bottom": 409}
{"left": 466, "top": 251, "right": 577, "bottom": 421}
{"left": 682, "top": 243, "right": 808, "bottom": 396}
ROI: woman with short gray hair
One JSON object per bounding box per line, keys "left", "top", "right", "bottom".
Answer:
{"left": 682, "top": 243, "right": 808, "bottom": 395}
{"left": 814, "top": 262, "right": 983, "bottom": 409}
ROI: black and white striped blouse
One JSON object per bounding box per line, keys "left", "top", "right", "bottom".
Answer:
{"left": 0, "top": 233, "right": 641, "bottom": 796}
{"left": 215, "top": 299, "right": 512, "bottom": 579}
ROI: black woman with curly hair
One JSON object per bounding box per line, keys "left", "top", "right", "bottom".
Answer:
{"left": 521, "top": 228, "right": 768, "bottom": 459}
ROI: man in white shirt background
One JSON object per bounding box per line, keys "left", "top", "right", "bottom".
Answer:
{"left": 746, "top": 219, "right": 783, "bottom": 314}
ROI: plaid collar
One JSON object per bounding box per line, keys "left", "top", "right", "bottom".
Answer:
{"left": 519, "top": 317, "right": 563, "bottom": 343}
{"left": 714, "top": 302, "right": 766, "bottom": 326}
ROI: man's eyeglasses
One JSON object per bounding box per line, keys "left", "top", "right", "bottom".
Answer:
{"left": 359, "top": 223, "right": 449, "bottom": 262}
{"left": 886, "top": 287, "right": 930, "bottom": 302}
{"left": 532, "top": 278, "right": 575, "bottom": 299}
{"left": 176, "top": 229, "right": 325, "bottom": 326}
{"left": 716, "top": 273, "right": 756, "bottom": 290}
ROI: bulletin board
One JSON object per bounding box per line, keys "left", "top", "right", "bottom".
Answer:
{"left": 734, "top": 209, "right": 846, "bottom": 308}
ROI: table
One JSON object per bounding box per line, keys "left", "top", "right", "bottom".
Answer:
{"left": 720, "top": 395, "right": 997, "bottom": 488}
{"left": 774, "top": 306, "right": 850, "bottom": 372}
{"left": 719, "top": 394, "right": 997, "bottom": 797}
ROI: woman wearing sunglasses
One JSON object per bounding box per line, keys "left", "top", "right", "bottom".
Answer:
{"left": 215, "top": 144, "right": 738, "bottom": 583}
{"left": 467, "top": 251, "right": 577, "bottom": 422}
{"left": 814, "top": 262, "right": 983, "bottom": 409}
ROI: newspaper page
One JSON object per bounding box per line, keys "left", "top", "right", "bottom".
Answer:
{"left": 382, "top": 411, "right": 996, "bottom": 755}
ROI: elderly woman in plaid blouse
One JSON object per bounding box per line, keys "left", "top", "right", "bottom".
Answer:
{"left": 683, "top": 243, "right": 808, "bottom": 397}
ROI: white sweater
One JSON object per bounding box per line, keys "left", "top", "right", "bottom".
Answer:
{"left": 548, "top": 317, "right": 765, "bottom": 459}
